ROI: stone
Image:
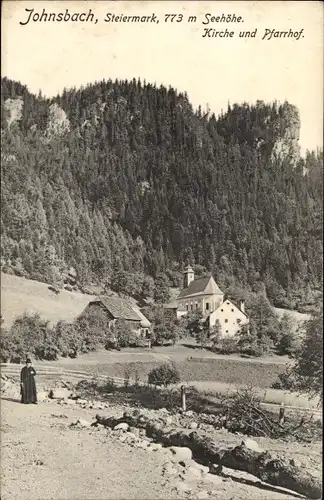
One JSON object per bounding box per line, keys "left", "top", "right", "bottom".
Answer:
{"left": 174, "top": 482, "right": 192, "bottom": 495}
{"left": 189, "top": 460, "right": 209, "bottom": 475}
{"left": 48, "top": 388, "right": 71, "bottom": 400}
{"left": 113, "top": 422, "right": 129, "bottom": 431}
{"left": 136, "top": 440, "right": 150, "bottom": 449}
{"left": 129, "top": 427, "right": 140, "bottom": 437}
{"left": 204, "top": 473, "right": 223, "bottom": 485}
{"left": 163, "top": 462, "right": 178, "bottom": 476}
{"left": 148, "top": 443, "right": 163, "bottom": 451}
{"left": 290, "top": 458, "right": 302, "bottom": 468}
{"left": 190, "top": 422, "right": 198, "bottom": 430}
{"left": 195, "top": 490, "right": 209, "bottom": 499}
{"left": 70, "top": 418, "right": 92, "bottom": 428}
{"left": 170, "top": 446, "right": 192, "bottom": 463}
{"left": 184, "top": 466, "right": 204, "bottom": 482}
{"left": 242, "top": 438, "right": 260, "bottom": 452}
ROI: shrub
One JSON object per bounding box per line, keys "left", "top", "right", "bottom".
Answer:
{"left": 112, "top": 320, "right": 139, "bottom": 348}
{"left": 54, "top": 321, "right": 81, "bottom": 358}
{"left": 217, "top": 337, "right": 239, "bottom": 355}
{"left": 277, "top": 310, "right": 323, "bottom": 402}
{"left": 0, "top": 329, "right": 21, "bottom": 362}
{"left": 148, "top": 362, "right": 180, "bottom": 387}
{"left": 76, "top": 307, "right": 111, "bottom": 352}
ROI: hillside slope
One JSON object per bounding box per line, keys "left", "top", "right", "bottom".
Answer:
{"left": 1, "top": 274, "right": 310, "bottom": 332}
{"left": 1, "top": 272, "right": 93, "bottom": 328}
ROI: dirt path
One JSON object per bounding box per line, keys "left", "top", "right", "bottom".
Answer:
{"left": 0, "top": 399, "right": 184, "bottom": 500}
{"left": 2, "top": 395, "right": 321, "bottom": 500}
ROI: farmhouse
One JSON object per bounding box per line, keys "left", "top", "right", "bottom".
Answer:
{"left": 206, "top": 298, "right": 249, "bottom": 337}
{"left": 176, "top": 266, "right": 249, "bottom": 336}
{"left": 84, "top": 295, "right": 151, "bottom": 336}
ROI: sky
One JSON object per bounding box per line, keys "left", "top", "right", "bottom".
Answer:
{"left": 2, "top": 0, "right": 323, "bottom": 154}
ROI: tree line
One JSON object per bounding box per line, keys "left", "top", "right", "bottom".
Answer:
{"left": 1, "top": 77, "right": 322, "bottom": 312}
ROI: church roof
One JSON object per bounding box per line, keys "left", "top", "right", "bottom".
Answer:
{"left": 177, "top": 276, "right": 223, "bottom": 299}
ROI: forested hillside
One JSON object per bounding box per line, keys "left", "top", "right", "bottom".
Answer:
{"left": 1, "top": 77, "right": 322, "bottom": 311}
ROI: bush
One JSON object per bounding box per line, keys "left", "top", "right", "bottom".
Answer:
{"left": 217, "top": 337, "right": 239, "bottom": 355}
{"left": 3, "top": 312, "right": 57, "bottom": 361}
{"left": 148, "top": 362, "right": 180, "bottom": 387}
{"left": 111, "top": 320, "right": 139, "bottom": 348}
{"left": 277, "top": 310, "right": 323, "bottom": 402}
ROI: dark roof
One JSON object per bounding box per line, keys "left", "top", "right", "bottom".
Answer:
{"left": 178, "top": 276, "right": 223, "bottom": 299}
{"left": 92, "top": 295, "right": 141, "bottom": 322}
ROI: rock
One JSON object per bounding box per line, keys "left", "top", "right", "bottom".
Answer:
{"left": 173, "top": 482, "right": 192, "bottom": 495}
{"left": 70, "top": 418, "right": 92, "bottom": 428}
{"left": 126, "top": 432, "right": 138, "bottom": 442}
{"left": 190, "top": 422, "right": 198, "bottom": 430}
{"left": 170, "top": 446, "right": 192, "bottom": 463}
{"left": 76, "top": 399, "right": 88, "bottom": 405}
{"left": 48, "top": 388, "right": 71, "bottom": 400}
{"left": 188, "top": 460, "right": 209, "bottom": 475}
{"left": 204, "top": 473, "right": 223, "bottom": 485}
{"left": 185, "top": 410, "right": 194, "bottom": 418}
{"left": 195, "top": 490, "right": 209, "bottom": 499}
{"left": 137, "top": 440, "right": 150, "bottom": 449}
{"left": 184, "top": 466, "right": 204, "bottom": 482}
{"left": 163, "top": 462, "right": 178, "bottom": 476}
{"left": 148, "top": 443, "right": 163, "bottom": 451}
{"left": 113, "top": 422, "right": 129, "bottom": 431}
{"left": 129, "top": 427, "right": 140, "bottom": 437}
{"left": 242, "top": 438, "right": 260, "bottom": 452}
{"left": 290, "top": 458, "right": 302, "bottom": 468}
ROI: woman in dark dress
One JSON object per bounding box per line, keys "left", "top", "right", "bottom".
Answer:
{"left": 20, "top": 358, "right": 37, "bottom": 404}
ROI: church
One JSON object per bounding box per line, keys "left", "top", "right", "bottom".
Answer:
{"left": 176, "top": 266, "right": 249, "bottom": 337}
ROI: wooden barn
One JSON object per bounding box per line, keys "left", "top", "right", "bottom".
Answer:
{"left": 83, "top": 295, "right": 151, "bottom": 336}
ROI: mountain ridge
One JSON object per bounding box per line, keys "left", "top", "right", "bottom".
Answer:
{"left": 1, "top": 77, "right": 322, "bottom": 311}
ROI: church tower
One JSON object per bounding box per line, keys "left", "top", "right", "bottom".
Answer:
{"left": 183, "top": 265, "right": 195, "bottom": 289}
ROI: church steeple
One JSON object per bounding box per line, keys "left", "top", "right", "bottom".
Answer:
{"left": 183, "top": 265, "right": 194, "bottom": 289}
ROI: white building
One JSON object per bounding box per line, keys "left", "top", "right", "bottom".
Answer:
{"left": 176, "top": 266, "right": 249, "bottom": 337}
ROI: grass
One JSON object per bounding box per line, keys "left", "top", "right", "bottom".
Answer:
{"left": 46, "top": 357, "right": 285, "bottom": 389}
{"left": 1, "top": 272, "right": 93, "bottom": 328}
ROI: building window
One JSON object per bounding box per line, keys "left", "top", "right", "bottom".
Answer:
{"left": 225, "top": 319, "right": 228, "bottom": 323}
{"left": 221, "top": 308, "right": 223, "bottom": 312}
{"left": 237, "top": 318, "right": 241, "bottom": 324}
{"left": 231, "top": 308, "right": 234, "bottom": 312}
{"left": 206, "top": 302, "right": 209, "bottom": 310}
{"left": 195, "top": 303, "right": 198, "bottom": 309}
{"left": 225, "top": 330, "right": 228, "bottom": 333}
{"left": 191, "top": 304, "right": 193, "bottom": 311}
{"left": 186, "top": 304, "right": 188, "bottom": 311}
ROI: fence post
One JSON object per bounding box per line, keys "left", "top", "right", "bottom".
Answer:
{"left": 181, "top": 385, "right": 186, "bottom": 412}
{"left": 279, "top": 402, "right": 285, "bottom": 425}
